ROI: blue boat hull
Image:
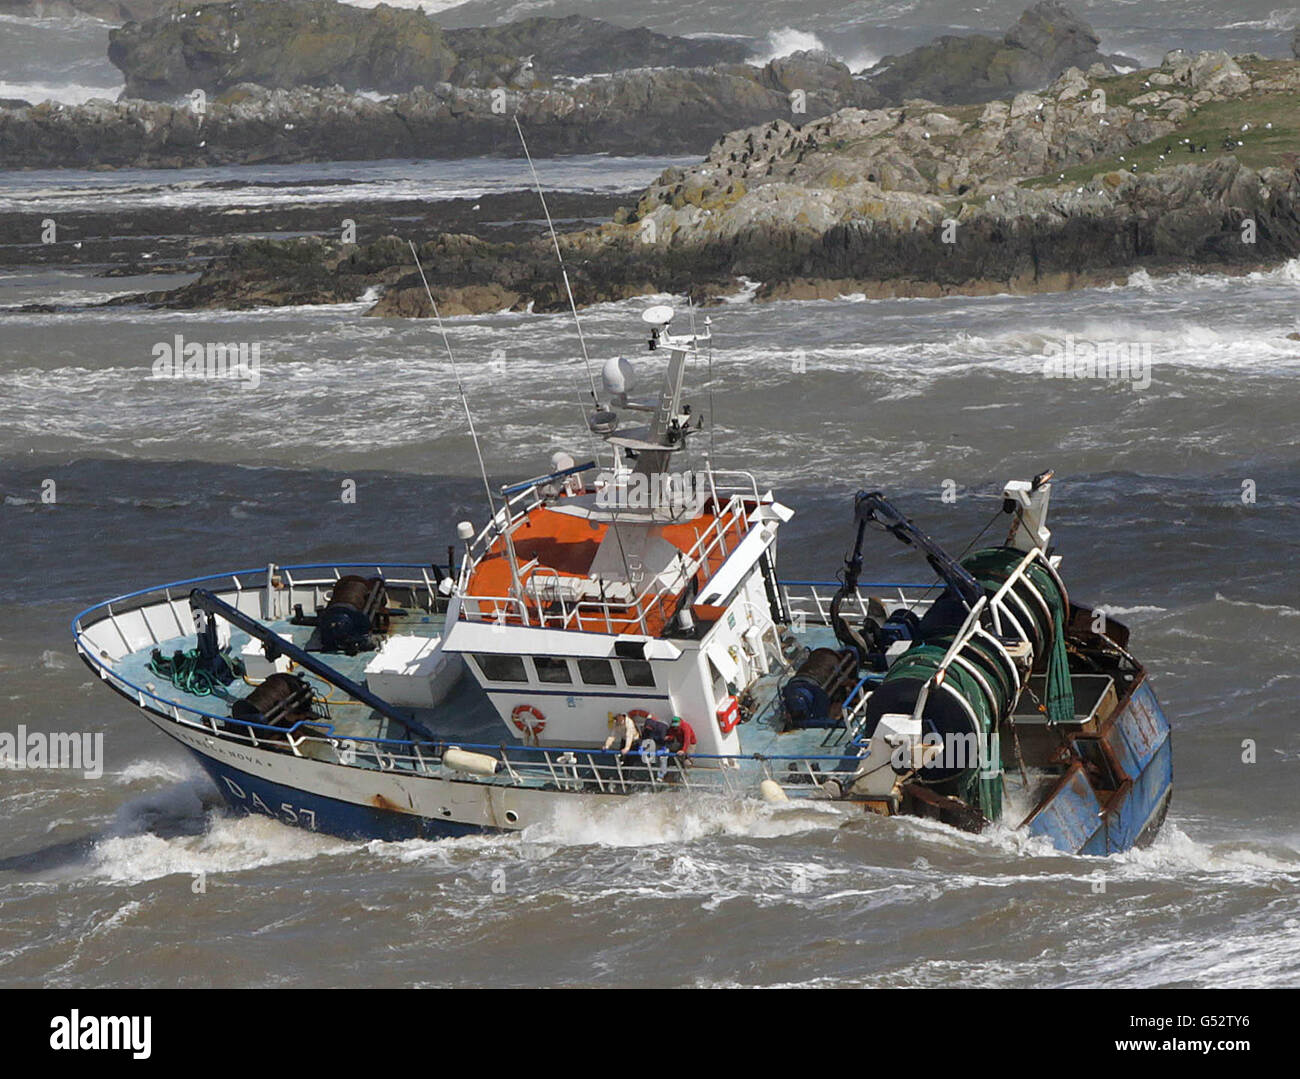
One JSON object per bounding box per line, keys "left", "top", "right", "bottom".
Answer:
{"left": 190, "top": 754, "right": 492, "bottom": 842}
{"left": 1026, "top": 679, "right": 1173, "bottom": 855}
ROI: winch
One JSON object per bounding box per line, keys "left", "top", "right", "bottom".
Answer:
{"left": 857, "top": 607, "right": 920, "bottom": 670}
{"left": 292, "top": 574, "right": 392, "bottom": 654}
{"left": 852, "top": 544, "right": 1072, "bottom": 811}
{"left": 230, "top": 672, "right": 320, "bottom": 734}
{"left": 781, "top": 647, "right": 859, "bottom": 728}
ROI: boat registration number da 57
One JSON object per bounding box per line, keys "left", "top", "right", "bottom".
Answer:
{"left": 220, "top": 775, "right": 318, "bottom": 830}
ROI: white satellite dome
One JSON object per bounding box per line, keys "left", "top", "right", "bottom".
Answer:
{"left": 601, "top": 355, "right": 636, "bottom": 396}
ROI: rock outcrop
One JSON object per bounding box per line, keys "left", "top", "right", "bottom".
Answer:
{"left": 107, "top": 2, "right": 753, "bottom": 100}
{"left": 2, "top": 3, "right": 1157, "bottom": 170}
{"left": 0, "top": 57, "right": 876, "bottom": 167}
{"left": 442, "top": 15, "right": 751, "bottom": 83}
{"left": 0, "top": 0, "right": 172, "bottom": 19}
{"left": 108, "top": 1, "right": 460, "bottom": 99}
{"left": 127, "top": 51, "right": 1300, "bottom": 316}
{"left": 861, "top": 1, "right": 1122, "bottom": 104}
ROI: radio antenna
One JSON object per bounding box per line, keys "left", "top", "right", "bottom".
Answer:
{"left": 515, "top": 115, "right": 600, "bottom": 408}
{"left": 408, "top": 240, "right": 523, "bottom": 597}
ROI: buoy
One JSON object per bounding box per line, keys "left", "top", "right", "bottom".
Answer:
{"left": 443, "top": 747, "right": 501, "bottom": 777}
{"left": 760, "top": 779, "right": 789, "bottom": 804}
{"left": 510, "top": 703, "right": 546, "bottom": 737}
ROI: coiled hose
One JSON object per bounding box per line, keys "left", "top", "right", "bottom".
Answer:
{"left": 149, "top": 649, "right": 241, "bottom": 697}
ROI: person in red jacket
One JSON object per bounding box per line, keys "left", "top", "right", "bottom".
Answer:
{"left": 665, "top": 716, "right": 697, "bottom": 760}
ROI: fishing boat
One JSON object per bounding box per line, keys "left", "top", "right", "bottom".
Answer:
{"left": 71, "top": 303, "right": 1172, "bottom": 855}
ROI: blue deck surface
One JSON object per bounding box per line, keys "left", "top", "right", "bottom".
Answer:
{"left": 120, "top": 610, "right": 500, "bottom": 746}
{"left": 120, "top": 613, "right": 856, "bottom": 762}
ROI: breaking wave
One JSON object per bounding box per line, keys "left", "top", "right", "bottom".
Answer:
{"left": 89, "top": 812, "right": 356, "bottom": 884}
{"left": 750, "top": 27, "right": 829, "bottom": 63}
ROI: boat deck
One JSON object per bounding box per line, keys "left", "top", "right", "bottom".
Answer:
{"left": 462, "top": 501, "right": 751, "bottom": 636}
{"left": 75, "top": 563, "right": 943, "bottom": 798}
{"left": 109, "top": 610, "right": 853, "bottom": 765}
{"left": 116, "top": 609, "right": 500, "bottom": 746}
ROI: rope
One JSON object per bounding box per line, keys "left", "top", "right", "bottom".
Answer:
{"left": 149, "top": 649, "right": 239, "bottom": 697}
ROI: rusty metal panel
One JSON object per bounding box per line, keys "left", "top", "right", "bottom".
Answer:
{"left": 1098, "top": 736, "right": 1173, "bottom": 852}
{"left": 1101, "top": 721, "right": 1138, "bottom": 780}
{"left": 1117, "top": 681, "right": 1171, "bottom": 773}
{"left": 1026, "top": 763, "right": 1104, "bottom": 853}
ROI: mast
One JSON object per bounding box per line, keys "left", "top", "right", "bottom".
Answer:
{"left": 595, "top": 305, "right": 708, "bottom": 517}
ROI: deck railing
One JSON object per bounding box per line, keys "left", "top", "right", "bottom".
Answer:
{"left": 72, "top": 563, "right": 949, "bottom": 800}
{"left": 114, "top": 697, "right": 861, "bottom": 798}
{"left": 456, "top": 466, "right": 765, "bottom": 634}
{"left": 778, "top": 580, "right": 936, "bottom": 628}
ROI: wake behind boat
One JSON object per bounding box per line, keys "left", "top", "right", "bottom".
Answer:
{"left": 71, "top": 303, "right": 1172, "bottom": 855}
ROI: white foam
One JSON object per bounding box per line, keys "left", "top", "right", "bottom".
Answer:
{"left": 1247, "top": 255, "right": 1300, "bottom": 285}
{"left": 1107, "top": 822, "right": 1300, "bottom": 879}
{"left": 523, "top": 791, "right": 850, "bottom": 848}
{"left": 90, "top": 813, "right": 356, "bottom": 883}
{"left": 1212, "top": 592, "right": 1300, "bottom": 617}
{"left": 0, "top": 81, "right": 123, "bottom": 106}
{"left": 0, "top": 154, "right": 695, "bottom": 214}
{"left": 749, "top": 28, "right": 829, "bottom": 65}
{"left": 1125, "top": 257, "right": 1300, "bottom": 294}
{"left": 114, "top": 759, "right": 194, "bottom": 785}
{"left": 1219, "top": 10, "right": 1299, "bottom": 30}
{"left": 840, "top": 47, "right": 881, "bottom": 73}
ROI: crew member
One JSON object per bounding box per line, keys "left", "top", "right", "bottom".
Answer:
{"left": 603, "top": 712, "right": 640, "bottom": 754}
{"left": 639, "top": 713, "right": 670, "bottom": 747}
{"left": 665, "top": 716, "right": 697, "bottom": 760}
{"left": 635, "top": 713, "right": 671, "bottom": 778}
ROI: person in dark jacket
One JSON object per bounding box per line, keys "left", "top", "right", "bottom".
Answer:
{"left": 635, "top": 714, "right": 670, "bottom": 778}
{"left": 639, "top": 714, "right": 670, "bottom": 747}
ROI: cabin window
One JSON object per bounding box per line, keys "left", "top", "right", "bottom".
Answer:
{"left": 533, "top": 656, "right": 572, "bottom": 684}
{"left": 473, "top": 653, "right": 527, "bottom": 682}
{"left": 707, "top": 656, "right": 729, "bottom": 705}
{"left": 577, "top": 658, "right": 616, "bottom": 685}
{"left": 621, "top": 659, "right": 655, "bottom": 687}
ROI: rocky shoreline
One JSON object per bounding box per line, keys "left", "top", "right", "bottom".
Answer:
{"left": 0, "top": 189, "right": 626, "bottom": 314}
{"left": 0, "top": 2, "right": 1121, "bottom": 168}
{"left": 6, "top": 4, "right": 1300, "bottom": 316}
{"left": 96, "top": 49, "right": 1300, "bottom": 317}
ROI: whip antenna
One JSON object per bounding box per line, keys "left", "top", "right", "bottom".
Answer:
{"left": 515, "top": 115, "right": 600, "bottom": 407}
{"left": 409, "top": 240, "right": 522, "bottom": 596}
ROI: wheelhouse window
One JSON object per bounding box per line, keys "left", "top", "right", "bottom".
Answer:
{"left": 473, "top": 653, "right": 527, "bottom": 682}
{"left": 577, "top": 658, "right": 617, "bottom": 685}
{"left": 533, "top": 656, "right": 572, "bottom": 684}
{"left": 621, "top": 659, "right": 655, "bottom": 687}
{"left": 708, "top": 656, "right": 729, "bottom": 704}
